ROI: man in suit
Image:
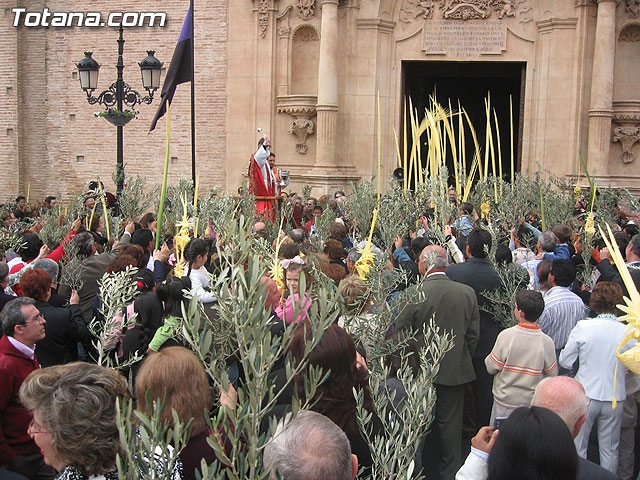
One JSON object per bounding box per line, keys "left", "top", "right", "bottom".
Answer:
{"left": 59, "top": 222, "right": 133, "bottom": 324}
{"left": 396, "top": 245, "right": 480, "bottom": 480}
{"left": 446, "top": 228, "right": 501, "bottom": 429}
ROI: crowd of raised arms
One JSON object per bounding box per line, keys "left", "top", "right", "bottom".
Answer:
{"left": 0, "top": 177, "right": 639, "bottom": 480}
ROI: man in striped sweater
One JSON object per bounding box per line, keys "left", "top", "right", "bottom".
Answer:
{"left": 485, "top": 290, "right": 558, "bottom": 424}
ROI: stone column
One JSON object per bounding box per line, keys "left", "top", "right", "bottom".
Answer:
{"left": 587, "top": 0, "right": 617, "bottom": 170}
{"left": 315, "top": 0, "right": 339, "bottom": 166}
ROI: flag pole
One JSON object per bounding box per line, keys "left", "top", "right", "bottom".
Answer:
{"left": 190, "top": 0, "right": 196, "bottom": 188}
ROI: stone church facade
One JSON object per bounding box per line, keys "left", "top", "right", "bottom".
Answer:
{"left": 1, "top": 0, "right": 639, "bottom": 200}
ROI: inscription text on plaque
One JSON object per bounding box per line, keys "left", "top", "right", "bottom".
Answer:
{"left": 423, "top": 20, "right": 507, "bottom": 57}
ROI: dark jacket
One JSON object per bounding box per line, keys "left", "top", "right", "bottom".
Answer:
{"left": 48, "top": 287, "right": 68, "bottom": 308}
{"left": 446, "top": 257, "right": 502, "bottom": 358}
{"left": 396, "top": 273, "right": 479, "bottom": 385}
{"left": 0, "top": 292, "right": 15, "bottom": 314}
{"left": 578, "top": 457, "right": 616, "bottom": 480}
{"left": 34, "top": 301, "right": 93, "bottom": 367}
{"left": 596, "top": 259, "right": 640, "bottom": 298}
{"left": 0, "top": 293, "right": 16, "bottom": 335}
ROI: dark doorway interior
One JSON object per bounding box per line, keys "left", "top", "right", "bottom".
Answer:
{"left": 402, "top": 61, "right": 525, "bottom": 185}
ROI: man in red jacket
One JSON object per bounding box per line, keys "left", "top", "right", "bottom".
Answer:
{"left": 0, "top": 297, "right": 54, "bottom": 479}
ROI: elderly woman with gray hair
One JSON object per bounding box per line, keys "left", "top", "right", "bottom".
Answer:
{"left": 19, "top": 363, "right": 183, "bottom": 480}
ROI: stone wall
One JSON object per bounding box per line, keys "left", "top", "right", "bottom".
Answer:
{"left": 0, "top": 2, "right": 21, "bottom": 199}
{"left": 0, "top": 0, "right": 228, "bottom": 202}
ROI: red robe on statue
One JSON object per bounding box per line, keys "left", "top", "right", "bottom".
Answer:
{"left": 248, "top": 147, "right": 275, "bottom": 222}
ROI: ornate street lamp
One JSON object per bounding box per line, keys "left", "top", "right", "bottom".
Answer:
{"left": 76, "top": 26, "right": 162, "bottom": 197}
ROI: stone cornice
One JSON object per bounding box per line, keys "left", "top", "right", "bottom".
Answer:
{"left": 613, "top": 100, "right": 640, "bottom": 124}
{"left": 589, "top": 109, "right": 615, "bottom": 118}
{"left": 536, "top": 18, "right": 579, "bottom": 32}
{"left": 276, "top": 95, "right": 318, "bottom": 116}
{"left": 356, "top": 18, "right": 396, "bottom": 32}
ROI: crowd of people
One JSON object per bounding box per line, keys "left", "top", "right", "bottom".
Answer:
{"left": 0, "top": 173, "right": 639, "bottom": 480}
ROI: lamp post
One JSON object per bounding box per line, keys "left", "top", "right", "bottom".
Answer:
{"left": 76, "top": 26, "right": 162, "bottom": 197}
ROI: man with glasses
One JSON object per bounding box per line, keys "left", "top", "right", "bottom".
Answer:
{"left": 0, "top": 297, "right": 54, "bottom": 479}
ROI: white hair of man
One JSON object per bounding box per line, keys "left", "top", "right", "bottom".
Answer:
{"left": 531, "top": 376, "right": 587, "bottom": 437}
{"left": 33, "top": 258, "right": 59, "bottom": 284}
{"left": 419, "top": 245, "right": 448, "bottom": 273}
{"left": 263, "top": 411, "right": 353, "bottom": 480}
{"left": 538, "top": 231, "right": 557, "bottom": 253}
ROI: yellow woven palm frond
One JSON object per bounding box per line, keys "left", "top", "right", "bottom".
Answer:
{"left": 271, "top": 216, "right": 286, "bottom": 292}
{"left": 574, "top": 185, "right": 582, "bottom": 201}
{"left": 480, "top": 203, "right": 491, "bottom": 219}
{"left": 584, "top": 213, "right": 595, "bottom": 236}
{"left": 173, "top": 260, "right": 186, "bottom": 279}
{"left": 355, "top": 248, "right": 375, "bottom": 281}
{"left": 176, "top": 193, "right": 192, "bottom": 233}
{"left": 173, "top": 194, "right": 193, "bottom": 279}
{"left": 354, "top": 208, "right": 379, "bottom": 281}
{"left": 271, "top": 263, "right": 285, "bottom": 292}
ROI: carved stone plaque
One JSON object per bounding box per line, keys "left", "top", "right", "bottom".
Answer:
{"left": 423, "top": 19, "right": 506, "bottom": 57}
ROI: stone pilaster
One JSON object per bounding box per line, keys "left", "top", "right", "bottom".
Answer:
{"left": 586, "top": 0, "right": 617, "bottom": 170}
{"left": 315, "top": 0, "right": 339, "bottom": 166}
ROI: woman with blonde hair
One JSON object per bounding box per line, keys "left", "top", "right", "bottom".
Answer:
{"left": 19, "top": 363, "right": 128, "bottom": 479}
{"left": 338, "top": 275, "right": 373, "bottom": 330}
{"left": 135, "top": 346, "right": 216, "bottom": 480}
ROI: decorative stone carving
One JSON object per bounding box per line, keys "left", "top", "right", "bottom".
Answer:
{"left": 289, "top": 119, "right": 315, "bottom": 153}
{"left": 441, "top": 0, "right": 491, "bottom": 19}
{"left": 627, "top": 0, "right": 640, "bottom": 17}
{"left": 613, "top": 100, "right": 640, "bottom": 125}
{"left": 399, "top": 0, "right": 436, "bottom": 23}
{"left": 293, "top": 24, "right": 320, "bottom": 41}
{"left": 296, "top": 0, "right": 316, "bottom": 20}
{"left": 613, "top": 126, "right": 640, "bottom": 163}
{"left": 612, "top": 101, "right": 640, "bottom": 163}
{"left": 494, "top": 0, "right": 517, "bottom": 18}
{"left": 279, "top": 27, "right": 291, "bottom": 38}
{"left": 519, "top": 5, "right": 534, "bottom": 23}
{"left": 400, "top": 0, "right": 523, "bottom": 23}
{"left": 277, "top": 95, "right": 317, "bottom": 155}
{"left": 256, "top": 0, "right": 270, "bottom": 38}
{"left": 619, "top": 23, "right": 640, "bottom": 41}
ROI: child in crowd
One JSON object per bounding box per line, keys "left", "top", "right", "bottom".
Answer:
{"left": 275, "top": 257, "right": 311, "bottom": 324}
{"left": 305, "top": 205, "right": 323, "bottom": 236}
{"left": 544, "top": 224, "right": 572, "bottom": 260}
{"left": 485, "top": 290, "right": 558, "bottom": 424}
{"left": 186, "top": 238, "right": 216, "bottom": 304}
{"left": 451, "top": 202, "right": 475, "bottom": 237}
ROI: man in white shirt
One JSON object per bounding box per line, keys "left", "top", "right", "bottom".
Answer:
{"left": 537, "top": 259, "right": 585, "bottom": 371}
